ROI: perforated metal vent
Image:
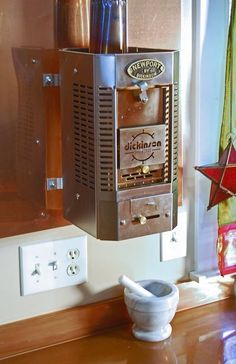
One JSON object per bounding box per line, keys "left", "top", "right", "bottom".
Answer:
{"left": 164, "top": 86, "right": 170, "bottom": 183}
{"left": 73, "top": 83, "right": 95, "bottom": 190}
{"left": 97, "top": 87, "right": 115, "bottom": 192}
{"left": 172, "top": 82, "right": 179, "bottom": 181}
{"left": 17, "top": 76, "right": 34, "bottom": 165}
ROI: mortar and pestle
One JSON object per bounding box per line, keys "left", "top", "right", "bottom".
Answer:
{"left": 119, "top": 275, "right": 179, "bottom": 342}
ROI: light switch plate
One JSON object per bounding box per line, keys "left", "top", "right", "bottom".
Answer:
{"left": 19, "top": 236, "right": 87, "bottom": 295}
{"left": 160, "top": 210, "right": 187, "bottom": 261}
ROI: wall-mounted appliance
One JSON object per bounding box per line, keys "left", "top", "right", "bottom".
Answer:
{"left": 60, "top": 48, "right": 179, "bottom": 240}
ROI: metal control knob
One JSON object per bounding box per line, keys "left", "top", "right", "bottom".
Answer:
{"left": 136, "top": 215, "right": 147, "bottom": 225}
{"left": 142, "top": 165, "right": 150, "bottom": 174}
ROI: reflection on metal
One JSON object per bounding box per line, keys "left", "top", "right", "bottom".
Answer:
{"left": 55, "top": 0, "right": 90, "bottom": 48}
{"left": 119, "top": 125, "right": 166, "bottom": 170}
{"left": 0, "top": 0, "right": 181, "bottom": 238}
{"left": 43, "top": 74, "right": 60, "bottom": 87}
{"left": 89, "top": 0, "right": 128, "bottom": 53}
{"left": 12, "top": 48, "right": 63, "bottom": 212}
{"left": 60, "top": 48, "right": 179, "bottom": 240}
{"left": 47, "top": 178, "right": 63, "bottom": 191}
{"left": 126, "top": 58, "right": 165, "bottom": 81}
{"left": 136, "top": 81, "right": 149, "bottom": 104}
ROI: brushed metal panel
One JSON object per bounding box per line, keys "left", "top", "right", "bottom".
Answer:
{"left": 118, "top": 166, "right": 164, "bottom": 190}
{"left": 89, "top": 0, "right": 127, "bottom": 54}
{"left": 12, "top": 48, "right": 63, "bottom": 213}
{"left": 117, "top": 193, "right": 174, "bottom": 240}
{"left": 60, "top": 51, "right": 96, "bottom": 236}
{"left": 96, "top": 86, "right": 116, "bottom": 193}
{"left": 60, "top": 51, "right": 94, "bottom": 85}
{"left": 0, "top": 0, "right": 66, "bottom": 238}
{"left": 0, "top": 0, "right": 181, "bottom": 238}
{"left": 117, "top": 87, "right": 164, "bottom": 128}
{"left": 94, "top": 55, "right": 116, "bottom": 87}
{"left": 130, "top": 193, "right": 172, "bottom": 217}
{"left": 119, "top": 125, "right": 166, "bottom": 169}
{"left": 55, "top": 0, "right": 90, "bottom": 48}
{"left": 98, "top": 201, "right": 118, "bottom": 240}
{"left": 117, "top": 184, "right": 171, "bottom": 202}
{"left": 12, "top": 48, "right": 46, "bottom": 211}
{"left": 65, "top": 185, "right": 96, "bottom": 237}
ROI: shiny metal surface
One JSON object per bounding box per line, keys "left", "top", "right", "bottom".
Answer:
{"left": 118, "top": 165, "right": 163, "bottom": 189}
{"left": 118, "top": 193, "right": 173, "bottom": 240}
{"left": 12, "top": 48, "right": 63, "bottom": 212}
{"left": 0, "top": 0, "right": 180, "bottom": 238}
{"left": 60, "top": 49, "right": 179, "bottom": 240}
{"left": 12, "top": 48, "right": 46, "bottom": 212}
{"left": 119, "top": 125, "right": 166, "bottom": 169}
{"left": 117, "top": 87, "right": 164, "bottom": 127}
{"left": 116, "top": 49, "right": 176, "bottom": 88}
{"left": 0, "top": 0, "right": 65, "bottom": 238}
{"left": 55, "top": 0, "right": 90, "bottom": 48}
{"left": 60, "top": 52, "right": 97, "bottom": 236}
{"left": 89, "top": 0, "right": 128, "bottom": 53}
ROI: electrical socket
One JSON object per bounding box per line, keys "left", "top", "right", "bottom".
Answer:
{"left": 67, "top": 248, "right": 80, "bottom": 260}
{"left": 160, "top": 210, "right": 187, "bottom": 261}
{"left": 67, "top": 263, "right": 80, "bottom": 276}
{"left": 19, "top": 236, "right": 87, "bottom": 296}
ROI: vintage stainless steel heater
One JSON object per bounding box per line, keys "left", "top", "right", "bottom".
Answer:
{"left": 60, "top": 0, "right": 179, "bottom": 240}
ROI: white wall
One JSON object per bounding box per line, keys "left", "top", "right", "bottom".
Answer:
{"left": 0, "top": 226, "right": 187, "bottom": 324}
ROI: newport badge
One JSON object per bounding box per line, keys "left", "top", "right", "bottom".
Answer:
{"left": 126, "top": 58, "right": 165, "bottom": 81}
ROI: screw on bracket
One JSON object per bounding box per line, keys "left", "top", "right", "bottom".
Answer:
{"left": 43, "top": 74, "right": 60, "bottom": 87}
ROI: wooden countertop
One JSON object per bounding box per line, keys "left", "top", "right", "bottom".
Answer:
{"left": 2, "top": 298, "right": 236, "bottom": 364}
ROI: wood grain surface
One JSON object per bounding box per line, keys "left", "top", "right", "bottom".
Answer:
{"left": 0, "top": 279, "right": 234, "bottom": 360}
{"left": 1, "top": 298, "right": 236, "bottom": 364}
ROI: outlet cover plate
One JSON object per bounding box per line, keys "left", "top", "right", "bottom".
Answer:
{"left": 19, "top": 236, "right": 87, "bottom": 296}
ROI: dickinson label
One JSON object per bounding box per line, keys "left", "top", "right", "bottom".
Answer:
{"left": 126, "top": 58, "right": 165, "bottom": 81}
{"left": 119, "top": 125, "right": 166, "bottom": 169}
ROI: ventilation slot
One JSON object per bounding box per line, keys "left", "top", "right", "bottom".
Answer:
{"left": 17, "top": 75, "right": 34, "bottom": 165}
{"left": 164, "top": 87, "right": 170, "bottom": 183}
{"left": 118, "top": 168, "right": 163, "bottom": 189}
{"left": 172, "top": 82, "right": 179, "bottom": 182}
{"left": 98, "top": 87, "right": 114, "bottom": 192}
{"left": 73, "top": 83, "right": 95, "bottom": 190}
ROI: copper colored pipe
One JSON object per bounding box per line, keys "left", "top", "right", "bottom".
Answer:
{"left": 55, "top": 0, "right": 90, "bottom": 48}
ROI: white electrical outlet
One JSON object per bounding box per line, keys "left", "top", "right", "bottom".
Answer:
{"left": 160, "top": 210, "right": 187, "bottom": 261}
{"left": 19, "top": 236, "right": 87, "bottom": 296}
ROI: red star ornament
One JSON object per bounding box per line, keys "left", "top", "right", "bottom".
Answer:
{"left": 195, "top": 141, "right": 236, "bottom": 210}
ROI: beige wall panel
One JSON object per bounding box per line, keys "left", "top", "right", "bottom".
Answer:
{"left": 128, "top": 0, "right": 181, "bottom": 50}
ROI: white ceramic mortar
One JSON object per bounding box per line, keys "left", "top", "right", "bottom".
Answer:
{"left": 124, "top": 279, "right": 179, "bottom": 342}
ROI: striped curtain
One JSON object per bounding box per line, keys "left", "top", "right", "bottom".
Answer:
{"left": 217, "top": 0, "right": 236, "bottom": 275}
{"left": 218, "top": 0, "right": 236, "bottom": 226}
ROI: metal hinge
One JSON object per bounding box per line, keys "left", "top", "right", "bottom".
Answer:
{"left": 46, "top": 178, "right": 63, "bottom": 191}
{"left": 43, "top": 74, "right": 60, "bottom": 87}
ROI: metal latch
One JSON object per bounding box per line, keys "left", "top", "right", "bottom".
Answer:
{"left": 43, "top": 74, "right": 60, "bottom": 87}
{"left": 46, "top": 178, "right": 63, "bottom": 191}
{"left": 136, "top": 81, "right": 149, "bottom": 104}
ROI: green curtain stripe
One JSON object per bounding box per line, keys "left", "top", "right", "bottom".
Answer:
{"left": 218, "top": 0, "right": 236, "bottom": 226}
